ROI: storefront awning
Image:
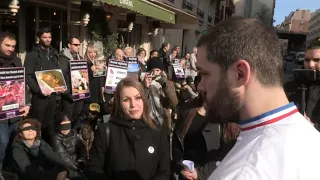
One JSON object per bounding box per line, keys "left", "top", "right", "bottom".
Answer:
{"left": 149, "top": 0, "right": 197, "bottom": 24}
{"left": 100, "top": 0, "right": 176, "bottom": 24}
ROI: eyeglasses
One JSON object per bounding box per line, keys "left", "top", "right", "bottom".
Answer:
{"left": 72, "top": 44, "right": 80, "bottom": 46}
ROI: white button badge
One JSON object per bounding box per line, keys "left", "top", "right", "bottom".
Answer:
{"left": 148, "top": 146, "right": 155, "bottom": 154}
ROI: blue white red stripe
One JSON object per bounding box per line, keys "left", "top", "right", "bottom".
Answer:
{"left": 239, "top": 102, "right": 299, "bottom": 131}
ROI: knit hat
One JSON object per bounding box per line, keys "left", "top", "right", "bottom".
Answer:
{"left": 89, "top": 103, "right": 100, "bottom": 113}
{"left": 147, "top": 57, "right": 164, "bottom": 71}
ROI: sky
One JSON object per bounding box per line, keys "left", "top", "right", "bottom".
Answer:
{"left": 273, "top": 0, "right": 320, "bottom": 25}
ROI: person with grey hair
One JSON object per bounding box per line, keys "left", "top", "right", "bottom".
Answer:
{"left": 123, "top": 47, "right": 133, "bottom": 59}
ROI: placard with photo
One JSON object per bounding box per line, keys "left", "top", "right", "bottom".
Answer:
{"left": 105, "top": 59, "right": 128, "bottom": 93}
{"left": 172, "top": 63, "right": 185, "bottom": 79}
{"left": 35, "top": 69, "right": 67, "bottom": 95}
{"left": 70, "top": 60, "right": 90, "bottom": 101}
{"left": 0, "top": 67, "right": 25, "bottom": 121}
{"left": 93, "top": 59, "right": 107, "bottom": 77}
{"left": 127, "top": 57, "right": 140, "bottom": 80}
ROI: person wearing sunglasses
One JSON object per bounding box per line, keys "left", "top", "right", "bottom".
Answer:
{"left": 58, "top": 36, "right": 84, "bottom": 132}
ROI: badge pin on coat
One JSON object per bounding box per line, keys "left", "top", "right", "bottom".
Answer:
{"left": 148, "top": 146, "right": 154, "bottom": 154}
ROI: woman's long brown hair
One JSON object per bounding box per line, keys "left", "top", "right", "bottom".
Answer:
{"left": 111, "top": 77, "right": 157, "bottom": 129}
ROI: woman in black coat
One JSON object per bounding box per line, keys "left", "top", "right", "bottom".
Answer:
{"left": 86, "top": 77, "right": 170, "bottom": 180}
{"left": 51, "top": 113, "right": 87, "bottom": 179}
{"left": 172, "top": 96, "right": 240, "bottom": 180}
{"left": 11, "top": 119, "right": 74, "bottom": 180}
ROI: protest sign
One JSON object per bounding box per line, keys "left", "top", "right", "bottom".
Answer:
{"left": 105, "top": 59, "right": 128, "bottom": 93}
{"left": 0, "top": 67, "right": 25, "bottom": 120}
{"left": 70, "top": 60, "right": 90, "bottom": 101}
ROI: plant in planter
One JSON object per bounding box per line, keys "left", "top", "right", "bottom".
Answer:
{"left": 87, "top": 8, "right": 123, "bottom": 57}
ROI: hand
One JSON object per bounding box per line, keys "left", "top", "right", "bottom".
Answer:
{"left": 181, "top": 169, "right": 197, "bottom": 180}
{"left": 91, "top": 65, "right": 98, "bottom": 72}
{"left": 144, "top": 73, "right": 152, "bottom": 88}
{"left": 42, "top": 91, "right": 52, "bottom": 96}
{"left": 19, "top": 106, "right": 30, "bottom": 117}
{"left": 57, "top": 88, "right": 67, "bottom": 93}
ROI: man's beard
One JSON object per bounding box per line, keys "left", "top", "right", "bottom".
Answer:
{"left": 206, "top": 77, "right": 242, "bottom": 124}
{"left": 39, "top": 40, "right": 50, "bottom": 48}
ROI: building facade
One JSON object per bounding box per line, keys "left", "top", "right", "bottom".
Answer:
{"left": 150, "top": 0, "right": 235, "bottom": 54}
{"left": 1, "top": 0, "right": 197, "bottom": 61}
{"left": 277, "top": 9, "right": 311, "bottom": 33}
{"left": 233, "top": 0, "right": 275, "bottom": 27}
{"left": 307, "top": 9, "right": 320, "bottom": 46}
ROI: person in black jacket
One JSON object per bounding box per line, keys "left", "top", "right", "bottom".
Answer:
{"left": 0, "top": 31, "right": 30, "bottom": 180}
{"left": 172, "top": 96, "right": 239, "bottom": 180}
{"left": 51, "top": 112, "right": 87, "bottom": 180}
{"left": 24, "top": 27, "right": 61, "bottom": 140}
{"left": 59, "top": 36, "right": 84, "bottom": 129}
{"left": 11, "top": 118, "right": 74, "bottom": 180}
{"left": 83, "top": 42, "right": 105, "bottom": 115}
{"left": 86, "top": 77, "right": 170, "bottom": 180}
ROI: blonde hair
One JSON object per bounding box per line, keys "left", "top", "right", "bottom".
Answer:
{"left": 85, "top": 42, "right": 104, "bottom": 61}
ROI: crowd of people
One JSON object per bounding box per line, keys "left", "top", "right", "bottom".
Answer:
{"left": 1, "top": 16, "right": 320, "bottom": 180}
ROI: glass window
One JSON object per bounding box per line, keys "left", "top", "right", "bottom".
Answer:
{"left": 51, "top": 23, "right": 61, "bottom": 51}
{"left": 39, "top": 7, "right": 50, "bottom": 21}
{"left": 51, "top": 9, "right": 61, "bottom": 23}
{"left": 71, "top": 11, "right": 80, "bottom": 21}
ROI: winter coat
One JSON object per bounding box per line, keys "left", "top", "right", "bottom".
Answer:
{"left": 86, "top": 60, "right": 105, "bottom": 104}
{"left": 87, "top": 118, "right": 170, "bottom": 180}
{"left": 172, "top": 100, "right": 236, "bottom": 180}
{"left": 51, "top": 130, "right": 86, "bottom": 167}
{"left": 0, "top": 52, "right": 31, "bottom": 124}
{"left": 58, "top": 48, "right": 82, "bottom": 101}
{"left": 11, "top": 139, "right": 68, "bottom": 180}
{"left": 24, "top": 45, "right": 59, "bottom": 96}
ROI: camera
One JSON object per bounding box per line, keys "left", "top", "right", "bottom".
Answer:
{"left": 293, "top": 69, "right": 320, "bottom": 85}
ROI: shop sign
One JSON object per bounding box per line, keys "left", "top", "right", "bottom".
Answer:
{"left": 120, "top": 0, "right": 134, "bottom": 7}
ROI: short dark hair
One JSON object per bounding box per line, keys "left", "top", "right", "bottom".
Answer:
{"left": 161, "top": 42, "right": 169, "bottom": 49}
{"left": 67, "top": 36, "right": 80, "bottom": 45}
{"left": 197, "top": 17, "right": 283, "bottom": 87}
{"left": 37, "top": 27, "right": 51, "bottom": 38}
{"left": 307, "top": 37, "right": 320, "bottom": 50}
{"left": 0, "top": 31, "right": 16, "bottom": 44}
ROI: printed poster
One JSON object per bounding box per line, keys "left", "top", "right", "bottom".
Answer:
{"left": 105, "top": 59, "right": 128, "bottom": 93}
{"left": 70, "top": 60, "right": 90, "bottom": 101}
{"left": 0, "top": 67, "right": 25, "bottom": 121}
{"left": 35, "top": 69, "right": 67, "bottom": 95}
{"left": 172, "top": 63, "right": 185, "bottom": 79}
{"left": 174, "top": 58, "right": 181, "bottom": 64}
{"left": 127, "top": 57, "right": 140, "bottom": 80}
{"left": 93, "top": 59, "right": 107, "bottom": 77}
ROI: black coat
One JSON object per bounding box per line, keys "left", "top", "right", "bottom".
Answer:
{"left": 172, "top": 100, "right": 235, "bottom": 180}
{"left": 51, "top": 130, "right": 86, "bottom": 167}
{"left": 11, "top": 139, "right": 68, "bottom": 180}
{"left": 86, "top": 60, "right": 105, "bottom": 104}
{"left": 87, "top": 118, "right": 170, "bottom": 180}
{"left": 24, "top": 45, "right": 59, "bottom": 95}
{"left": 0, "top": 52, "right": 31, "bottom": 124}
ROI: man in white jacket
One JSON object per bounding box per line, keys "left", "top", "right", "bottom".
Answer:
{"left": 194, "top": 17, "right": 320, "bottom": 180}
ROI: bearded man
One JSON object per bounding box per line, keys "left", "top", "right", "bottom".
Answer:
{"left": 188, "top": 17, "right": 320, "bottom": 180}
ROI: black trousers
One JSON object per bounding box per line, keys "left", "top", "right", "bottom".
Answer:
{"left": 31, "top": 94, "right": 57, "bottom": 141}
{"left": 61, "top": 98, "right": 84, "bottom": 129}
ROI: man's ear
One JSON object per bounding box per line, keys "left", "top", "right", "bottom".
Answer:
{"left": 228, "top": 60, "right": 251, "bottom": 87}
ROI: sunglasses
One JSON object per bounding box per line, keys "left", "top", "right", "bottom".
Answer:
{"left": 72, "top": 44, "right": 80, "bottom": 46}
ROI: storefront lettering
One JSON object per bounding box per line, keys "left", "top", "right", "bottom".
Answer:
{"left": 120, "top": 0, "right": 133, "bottom": 7}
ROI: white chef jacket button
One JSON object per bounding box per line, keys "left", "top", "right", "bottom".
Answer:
{"left": 237, "top": 136, "right": 242, "bottom": 141}
{"left": 216, "top": 161, "right": 220, "bottom": 167}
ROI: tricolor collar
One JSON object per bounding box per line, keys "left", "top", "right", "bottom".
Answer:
{"left": 239, "top": 102, "right": 298, "bottom": 131}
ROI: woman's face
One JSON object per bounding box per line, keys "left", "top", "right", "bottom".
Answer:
{"left": 139, "top": 51, "right": 146, "bottom": 58}
{"left": 87, "top": 49, "right": 97, "bottom": 61}
{"left": 60, "top": 120, "right": 72, "bottom": 135}
{"left": 120, "top": 86, "right": 144, "bottom": 120}
{"left": 20, "top": 123, "right": 37, "bottom": 140}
